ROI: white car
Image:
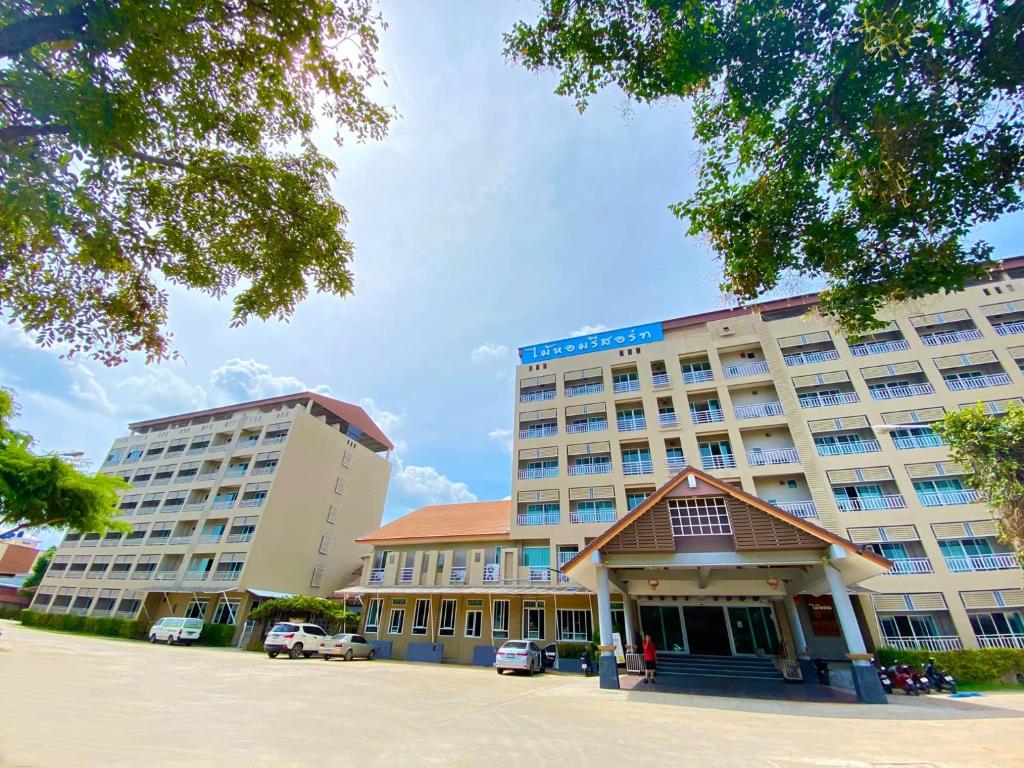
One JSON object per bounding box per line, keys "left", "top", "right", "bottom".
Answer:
{"left": 495, "top": 640, "right": 545, "bottom": 675}
{"left": 148, "top": 617, "right": 203, "bottom": 646}
{"left": 319, "top": 633, "right": 376, "bottom": 661}
{"left": 264, "top": 622, "right": 327, "bottom": 659}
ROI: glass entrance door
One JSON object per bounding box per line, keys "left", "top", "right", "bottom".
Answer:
{"left": 727, "top": 606, "right": 781, "bottom": 655}
{"left": 682, "top": 606, "right": 733, "bottom": 655}
{"left": 639, "top": 605, "right": 685, "bottom": 652}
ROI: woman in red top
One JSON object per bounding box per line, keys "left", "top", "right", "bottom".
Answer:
{"left": 642, "top": 633, "right": 657, "bottom": 684}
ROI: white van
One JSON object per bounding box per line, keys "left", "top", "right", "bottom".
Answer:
{"left": 148, "top": 617, "right": 204, "bottom": 646}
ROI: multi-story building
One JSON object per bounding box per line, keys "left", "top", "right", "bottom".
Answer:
{"left": 511, "top": 256, "right": 1024, "bottom": 654}
{"left": 30, "top": 392, "right": 393, "bottom": 641}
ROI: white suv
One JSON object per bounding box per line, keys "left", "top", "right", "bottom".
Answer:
{"left": 264, "top": 622, "right": 327, "bottom": 659}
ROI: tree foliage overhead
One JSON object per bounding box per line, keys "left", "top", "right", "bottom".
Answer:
{"left": 935, "top": 403, "right": 1024, "bottom": 562}
{"left": 0, "top": 0, "right": 392, "bottom": 365}
{"left": 506, "top": 0, "right": 1024, "bottom": 332}
{"left": 0, "top": 390, "right": 127, "bottom": 536}
{"left": 19, "top": 545, "right": 54, "bottom": 595}
{"left": 248, "top": 595, "right": 357, "bottom": 628}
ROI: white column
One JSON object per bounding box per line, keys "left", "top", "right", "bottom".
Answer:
{"left": 621, "top": 594, "right": 636, "bottom": 648}
{"left": 823, "top": 562, "right": 867, "bottom": 661}
{"left": 595, "top": 564, "right": 614, "bottom": 653}
{"left": 784, "top": 594, "right": 808, "bottom": 658}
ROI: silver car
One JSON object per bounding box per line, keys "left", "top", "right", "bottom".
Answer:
{"left": 319, "top": 633, "right": 376, "bottom": 661}
{"left": 495, "top": 640, "right": 544, "bottom": 675}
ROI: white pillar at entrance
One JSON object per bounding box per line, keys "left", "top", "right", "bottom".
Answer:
{"left": 594, "top": 556, "right": 620, "bottom": 690}
{"left": 823, "top": 562, "right": 867, "bottom": 659}
{"left": 621, "top": 594, "right": 636, "bottom": 649}
{"left": 783, "top": 594, "right": 808, "bottom": 658}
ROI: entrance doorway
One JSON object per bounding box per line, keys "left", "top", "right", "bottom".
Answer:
{"left": 682, "top": 606, "right": 732, "bottom": 655}
{"left": 727, "top": 606, "right": 781, "bottom": 655}
{"left": 639, "top": 605, "right": 685, "bottom": 652}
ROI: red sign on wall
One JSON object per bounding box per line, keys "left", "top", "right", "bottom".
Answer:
{"left": 804, "top": 595, "right": 842, "bottom": 637}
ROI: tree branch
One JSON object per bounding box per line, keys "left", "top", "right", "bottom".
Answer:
{"left": 0, "top": 518, "right": 63, "bottom": 538}
{"left": 0, "top": 6, "right": 89, "bottom": 60}
{"left": 0, "top": 123, "right": 69, "bottom": 144}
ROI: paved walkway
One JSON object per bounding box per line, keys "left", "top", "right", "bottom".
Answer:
{"left": 1, "top": 621, "right": 1022, "bottom": 767}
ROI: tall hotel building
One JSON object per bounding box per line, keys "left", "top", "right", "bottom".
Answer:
{"left": 512, "top": 256, "right": 1024, "bottom": 653}
{"left": 30, "top": 392, "right": 393, "bottom": 639}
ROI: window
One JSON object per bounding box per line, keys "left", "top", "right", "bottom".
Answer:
{"left": 969, "top": 611, "right": 1024, "bottom": 638}
{"left": 334, "top": 477, "right": 346, "bottom": 495}
{"left": 211, "top": 599, "right": 240, "bottom": 625}
{"left": 412, "top": 599, "right": 430, "bottom": 635}
{"left": 341, "top": 450, "right": 353, "bottom": 468}
{"left": 492, "top": 600, "right": 509, "bottom": 641}
{"left": 388, "top": 608, "right": 405, "bottom": 635}
{"left": 319, "top": 534, "right": 332, "bottom": 555}
{"left": 523, "top": 600, "right": 545, "bottom": 640}
{"left": 310, "top": 565, "right": 324, "bottom": 588}
{"left": 464, "top": 610, "right": 482, "bottom": 638}
{"left": 327, "top": 505, "right": 339, "bottom": 524}
{"left": 626, "top": 491, "right": 651, "bottom": 510}
{"left": 439, "top": 599, "right": 457, "bottom": 637}
{"left": 668, "top": 497, "right": 732, "bottom": 536}
{"left": 556, "top": 609, "right": 593, "bottom": 641}
{"left": 364, "top": 599, "right": 383, "bottom": 633}
{"left": 185, "top": 599, "right": 209, "bottom": 619}
{"left": 521, "top": 547, "right": 550, "bottom": 568}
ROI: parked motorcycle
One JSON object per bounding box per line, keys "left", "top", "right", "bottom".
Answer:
{"left": 911, "top": 666, "right": 934, "bottom": 694}
{"left": 580, "top": 651, "right": 595, "bottom": 678}
{"left": 890, "top": 662, "right": 921, "bottom": 695}
{"left": 871, "top": 658, "right": 893, "bottom": 694}
{"left": 925, "top": 659, "right": 958, "bottom": 693}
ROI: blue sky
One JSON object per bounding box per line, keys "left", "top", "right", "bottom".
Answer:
{"left": 4, "top": 1, "right": 1022, "bottom": 545}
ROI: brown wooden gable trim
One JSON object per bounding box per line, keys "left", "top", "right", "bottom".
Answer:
{"left": 601, "top": 499, "right": 675, "bottom": 554}
{"left": 727, "top": 497, "right": 826, "bottom": 551}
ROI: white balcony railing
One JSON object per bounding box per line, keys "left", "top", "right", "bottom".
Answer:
{"left": 80, "top": 539, "right": 99, "bottom": 548}
{"left": 565, "top": 383, "right": 604, "bottom": 397}
{"left": 262, "top": 435, "right": 288, "bottom": 445}
{"left": 146, "top": 536, "right": 170, "bottom": 546}
{"left": 869, "top": 383, "right": 935, "bottom": 400}
{"left": 691, "top": 409, "right": 725, "bottom": 425}
{"left": 886, "top": 558, "right": 934, "bottom": 575}
{"left": 519, "top": 425, "right": 558, "bottom": 439}
{"left": 701, "top": 454, "right": 737, "bottom": 470}
{"left": 212, "top": 569, "right": 241, "bottom": 582}
{"left": 198, "top": 533, "right": 222, "bottom": 544}
{"left": 724, "top": 361, "right": 770, "bottom": 378}
{"left": 570, "top": 509, "right": 617, "bottom": 524}
{"left": 666, "top": 457, "right": 686, "bottom": 472}
{"left": 211, "top": 499, "right": 236, "bottom": 510}
{"left": 734, "top": 402, "right": 783, "bottom": 419}
{"left": 658, "top": 412, "right": 679, "bottom": 427}
{"left": 747, "top": 448, "right": 800, "bottom": 466}
{"left": 518, "top": 467, "right": 559, "bottom": 480}
{"left": 944, "top": 553, "right": 1018, "bottom": 572}
{"left": 815, "top": 440, "right": 881, "bottom": 456}
{"left": 622, "top": 460, "right": 654, "bottom": 475}
{"left": 651, "top": 373, "right": 670, "bottom": 388}
{"left": 849, "top": 339, "right": 911, "bottom": 356}
{"left": 122, "top": 538, "right": 144, "bottom": 546}
{"left": 182, "top": 571, "right": 209, "bottom": 582}
{"left": 226, "top": 532, "right": 254, "bottom": 543}
{"left": 107, "top": 571, "right": 129, "bottom": 580}
{"left": 154, "top": 570, "right": 179, "bottom": 581}
{"left": 681, "top": 369, "right": 714, "bottom": 384}
{"left": 835, "top": 494, "right": 906, "bottom": 511}
{"left": 881, "top": 635, "right": 963, "bottom": 652}
{"left": 131, "top": 570, "right": 156, "bottom": 580}
{"left": 945, "top": 373, "right": 1013, "bottom": 391}
{"left": 994, "top": 321, "right": 1024, "bottom": 336}
{"left": 568, "top": 463, "right": 611, "bottom": 476}
{"left": 519, "top": 390, "right": 556, "bottom": 403}
{"left": 168, "top": 536, "right": 192, "bottom": 545}
{"left": 368, "top": 568, "right": 384, "bottom": 584}
{"left": 566, "top": 421, "right": 607, "bottom": 434}
{"left": 517, "top": 512, "right": 560, "bottom": 526}
{"left": 784, "top": 349, "right": 840, "bottom": 366}
{"left": 917, "top": 489, "right": 981, "bottom": 506}
{"left": 893, "top": 434, "right": 945, "bottom": 449}
{"left": 240, "top": 498, "right": 266, "bottom": 508}
{"left": 977, "top": 634, "right": 1024, "bottom": 649}
{"left": 449, "top": 566, "right": 467, "bottom": 584}
{"left": 799, "top": 392, "right": 860, "bottom": 408}
{"left": 776, "top": 500, "right": 818, "bottom": 518}
{"left": 617, "top": 417, "right": 647, "bottom": 432}
{"left": 920, "top": 329, "right": 983, "bottom": 346}
{"left": 398, "top": 567, "right": 414, "bottom": 583}
{"left": 223, "top": 468, "right": 247, "bottom": 478}
{"left": 483, "top": 563, "right": 500, "bottom": 582}
{"left": 251, "top": 465, "right": 277, "bottom": 475}
{"left": 613, "top": 379, "right": 641, "bottom": 394}
{"left": 528, "top": 568, "right": 550, "bottom": 583}
{"left": 184, "top": 502, "right": 206, "bottom": 512}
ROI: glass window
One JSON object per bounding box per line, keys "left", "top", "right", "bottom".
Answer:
{"left": 185, "top": 599, "right": 208, "bottom": 619}
{"left": 388, "top": 609, "right": 405, "bottom": 635}
{"left": 438, "top": 599, "right": 457, "bottom": 637}
{"left": 668, "top": 497, "right": 732, "bottom": 536}
{"left": 523, "top": 600, "right": 545, "bottom": 640}
{"left": 211, "top": 599, "right": 240, "bottom": 625}
{"left": 412, "top": 599, "right": 430, "bottom": 635}
{"left": 556, "top": 609, "right": 593, "bottom": 642}
{"left": 521, "top": 546, "right": 550, "bottom": 567}
{"left": 492, "top": 600, "right": 509, "bottom": 641}
{"left": 464, "top": 610, "right": 482, "bottom": 638}
{"left": 364, "top": 599, "right": 383, "bottom": 633}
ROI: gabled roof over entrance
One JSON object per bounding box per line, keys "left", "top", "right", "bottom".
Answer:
{"left": 564, "top": 466, "right": 890, "bottom": 572}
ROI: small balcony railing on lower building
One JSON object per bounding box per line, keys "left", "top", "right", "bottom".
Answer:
{"left": 528, "top": 568, "right": 550, "bottom": 583}
{"left": 784, "top": 350, "right": 840, "bottom": 366}
{"left": 977, "top": 634, "right": 1024, "bottom": 649}
{"left": 917, "top": 489, "right": 981, "bottom": 507}
{"left": 920, "top": 329, "right": 983, "bottom": 346}
{"left": 881, "top": 635, "right": 963, "bottom": 652}
{"left": 734, "top": 402, "right": 783, "bottom": 420}
{"left": 747, "top": 448, "right": 800, "bottom": 466}
{"left": 182, "top": 571, "right": 209, "bottom": 582}
{"left": 658, "top": 412, "right": 679, "bottom": 427}
{"left": 449, "top": 567, "right": 467, "bottom": 585}
{"left": 622, "top": 460, "right": 654, "bottom": 476}
{"left": 885, "top": 558, "right": 934, "bottom": 575}
{"left": 849, "top": 340, "right": 911, "bottom": 356}
{"left": 943, "top": 553, "right": 1018, "bottom": 572}
{"left": 569, "top": 509, "right": 616, "bottom": 524}
{"left": 869, "top": 383, "right": 935, "bottom": 400}
{"left": 893, "top": 434, "right": 945, "bottom": 449}
{"left": 568, "top": 463, "right": 611, "bottom": 476}
{"left": 994, "top": 321, "right": 1024, "bottom": 336}
{"left": 398, "top": 568, "right": 414, "bottom": 583}
{"left": 666, "top": 457, "right": 686, "bottom": 473}
{"left": 775, "top": 500, "right": 818, "bottom": 519}
{"left": 724, "top": 361, "right": 770, "bottom": 378}
{"left": 701, "top": 454, "right": 737, "bottom": 470}
{"left": 815, "top": 440, "right": 881, "bottom": 456}
{"left": 799, "top": 392, "right": 860, "bottom": 408}
{"left": 368, "top": 568, "right": 384, "bottom": 584}
{"left": 483, "top": 563, "right": 500, "bottom": 582}
{"left": 518, "top": 467, "right": 559, "bottom": 480}
{"left": 212, "top": 569, "right": 241, "bottom": 582}
{"left": 517, "top": 511, "right": 561, "bottom": 526}
{"left": 691, "top": 409, "right": 725, "bottom": 425}
{"left": 835, "top": 494, "right": 906, "bottom": 511}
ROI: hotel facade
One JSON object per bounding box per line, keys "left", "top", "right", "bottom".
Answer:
{"left": 30, "top": 392, "right": 393, "bottom": 641}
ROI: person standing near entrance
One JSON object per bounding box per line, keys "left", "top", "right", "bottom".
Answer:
{"left": 642, "top": 633, "right": 657, "bottom": 684}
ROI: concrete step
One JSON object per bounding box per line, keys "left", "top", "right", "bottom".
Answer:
{"left": 654, "top": 653, "right": 783, "bottom": 681}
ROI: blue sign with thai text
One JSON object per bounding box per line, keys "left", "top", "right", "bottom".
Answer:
{"left": 519, "top": 322, "right": 664, "bottom": 363}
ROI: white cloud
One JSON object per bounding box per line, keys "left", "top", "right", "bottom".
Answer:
{"left": 112, "top": 370, "right": 208, "bottom": 418}
{"left": 488, "top": 427, "right": 512, "bottom": 454}
{"left": 359, "top": 397, "right": 403, "bottom": 438}
{"left": 210, "top": 358, "right": 332, "bottom": 401}
{"left": 569, "top": 324, "right": 608, "bottom": 337}
{"left": 470, "top": 342, "right": 510, "bottom": 364}
{"left": 393, "top": 463, "right": 478, "bottom": 505}
{"left": 69, "top": 364, "right": 115, "bottom": 414}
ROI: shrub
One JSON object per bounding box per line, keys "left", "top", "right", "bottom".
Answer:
{"left": 198, "top": 623, "right": 236, "bottom": 647}
{"left": 18, "top": 609, "right": 147, "bottom": 640}
{"left": 556, "top": 642, "right": 591, "bottom": 659}
{"left": 0, "top": 603, "right": 25, "bottom": 619}
{"left": 877, "top": 647, "right": 1024, "bottom": 684}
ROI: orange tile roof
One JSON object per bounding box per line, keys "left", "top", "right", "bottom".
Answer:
{"left": 356, "top": 500, "right": 511, "bottom": 544}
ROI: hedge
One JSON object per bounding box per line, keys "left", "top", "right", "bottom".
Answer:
{"left": 877, "top": 646, "right": 1024, "bottom": 684}
{"left": 197, "top": 623, "right": 236, "bottom": 647}
{"left": 20, "top": 609, "right": 148, "bottom": 640}
{"left": 556, "top": 642, "right": 591, "bottom": 660}
{"left": 0, "top": 604, "right": 25, "bottom": 620}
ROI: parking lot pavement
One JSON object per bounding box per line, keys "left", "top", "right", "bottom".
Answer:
{"left": 1, "top": 620, "right": 1023, "bottom": 768}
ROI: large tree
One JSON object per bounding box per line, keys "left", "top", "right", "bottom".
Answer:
{"left": 935, "top": 403, "right": 1024, "bottom": 562}
{"left": 506, "top": 0, "right": 1024, "bottom": 332}
{"left": 0, "top": 390, "right": 127, "bottom": 536}
{"left": 1, "top": 0, "right": 392, "bottom": 365}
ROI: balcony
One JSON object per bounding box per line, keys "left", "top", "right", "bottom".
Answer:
{"left": 187, "top": 446, "right": 209, "bottom": 456}
{"left": 262, "top": 434, "right": 288, "bottom": 445}
{"left": 849, "top": 340, "right": 911, "bottom": 356}
{"left": 520, "top": 389, "right": 556, "bottom": 403}
{"left": 240, "top": 497, "right": 266, "bottom": 508}
{"left": 570, "top": 508, "right": 616, "bottom": 524}
{"left": 945, "top": 373, "right": 1012, "bottom": 391}
{"left": 519, "top": 425, "right": 558, "bottom": 439}
{"left": 784, "top": 350, "right": 840, "bottom": 366}
{"left": 944, "top": 553, "right": 1018, "bottom": 572}
{"left": 691, "top": 409, "right": 724, "bottom": 425}
{"left": 617, "top": 416, "right": 647, "bottom": 432}
{"left": 528, "top": 568, "right": 550, "bottom": 583}
{"left": 168, "top": 535, "right": 193, "bottom": 545}
{"left": 977, "top": 634, "right": 1024, "bottom": 649}
{"left": 195, "top": 471, "right": 219, "bottom": 481}
{"left": 226, "top": 532, "right": 254, "bottom": 543}
{"left": 182, "top": 571, "right": 209, "bottom": 582}
{"left": 885, "top": 558, "right": 934, "bottom": 575}
{"left": 994, "top": 321, "right": 1024, "bottom": 336}
{"left": 920, "top": 329, "right": 983, "bottom": 346}
{"left": 153, "top": 570, "right": 179, "bottom": 581}
{"left": 747, "top": 448, "right": 800, "bottom": 466}
{"left": 882, "top": 635, "right": 963, "bottom": 651}
{"left": 368, "top": 568, "right": 384, "bottom": 584}
{"left": 799, "top": 392, "right": 860, "bottom": 408}
{"left": 815, "top": 440, "right": 881, "bottom": 456}
{"left": 483, "top": 563, "right": 500, "bottom": 582}
{"left": 251, "top": 464, "right": 277, "bottom": 475}
{"left": 701, "top": 454, "right": 737, "bottom": 470}
{"left": 893, "top": 435, "right": 945, "bottom": 449}
{"left": 776, "top": 500, "right": 818, "bottom": 519}
{"left": 835, "top": 494, "right": 906, "bottom": 511}
{"left": 131, "top": 569, "right": 156, "bottom": 580}
{"left": 398, "top": 567, "right": 414, "bottom": 583}
{"left": 184, "top": 502, "right": 206, "bottom": 512}
{"left": 666, "top": 456, "right": 686, "bottom": 473}
{"left": 122, "top": 537, "right": 144, "bottom": 547}
{"left": 212, "top": 569, "right": 241, "bottom": 582}
{"left": 211, "top": 499, "right": 237, "bottom": 510}
{"left": 681, "top": 368, "right": 713, "bottom": 384}
{"left": 146, "top": 536, "right": 170, "bottom": 546}
{"left": 658, "top": 412, "right": 679, "bottom": 428}
{"left": 568, "top": 463, "right": 611, "bottom": 476}
{"left": 198, "top": 533, "right": 222, "bottom": 544}
{"left": 651, "top": 372, "right": 670, "bottom": 388}
{"left": 517, "top": 511, "right": 560, "bottom": 526}
{"left": 734, "top": 402, "right": 783, "bottom": 420}
{"left": 622, "top": 460, "right": 654, "bottom": 476}
{"left": 613, "top": 379, "right": 641, "bottom": 394}
{"left": 565, "top": 382, "right": 604, "bottom": 397}
{"left": 917, "top": 489, "right": 981, "bottom": 506}
{"left": 566, "top": 420, "right": 606, "bottom": 434}
{"left": 869, "top": 383, "right": 935, "bottom": 400}
{"left": 223, "top": 468, "right": 247, "bottom": 478}
{"left": 724, "top": 361, "right": 770, "bottom": 378}
{"left": 518, "top": 467, "right": 559, "bottom": 480}
{"left": 449, "top": 566, "right": 467, "bottom": 585}
{"left": 107, "top": 570, "right": 130, "bottom": 580}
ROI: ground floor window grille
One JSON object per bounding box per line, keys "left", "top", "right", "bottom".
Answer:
{"left": 556, "top": 609, "right": 593, "bottom": 642}
{"left": 439, "top": 599, "right": 457, "bottom": 637}
{"left": 388, "top": 608, "right": 405, "bottom": 635}
{"left": 464, "top": 610, "right": 482, "bottom": 638}
{"left": 185, "top": 599, "right": 209, "bottom": 620}
{"left": 523, "top": 600, "right": 545, "bottom": 640}
{"left": 412, "top": 599, "right": 430, "bottom": 635}
{"left": 668, "top": 496, "right": 732, "bottom": 536}
{"left": 212, "top": 599, "right": 240, "bottom": 625}
{"left": 492, "top": 600, "right": 509, "bottom": 640}
{"left": 364, "top": 599, "right": 383, "bottom": 633}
